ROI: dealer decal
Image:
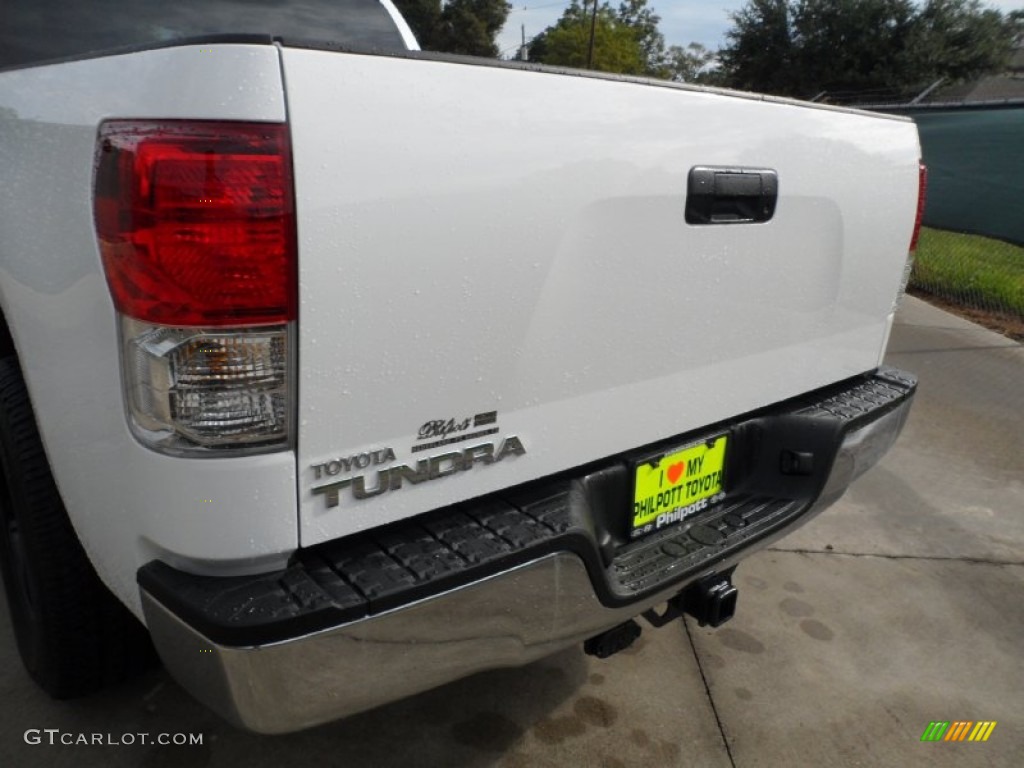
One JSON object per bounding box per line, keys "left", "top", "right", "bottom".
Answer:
{"left": 632, "top": 435, "right": 728, "bottom": 537}
{"left": 413, "top": 411, "right": 502, "bottom": 453}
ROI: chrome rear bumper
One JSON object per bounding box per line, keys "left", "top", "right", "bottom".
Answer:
{"left": 141, "top": 368, "right": 915, "bottom": 733}
{"left": 143, "top": 553, "right": 684, "bottom": 734}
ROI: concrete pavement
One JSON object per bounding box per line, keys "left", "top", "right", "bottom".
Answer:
{"left": 688, "top": 296, "right": 1023, "bottom": 767}
{"left": 1, "top": 296, "right": 1021, "bottom": 767}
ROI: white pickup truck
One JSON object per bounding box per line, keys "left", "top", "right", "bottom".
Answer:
{"left": 0, "top": 0, "right": 923, "bottom": 734}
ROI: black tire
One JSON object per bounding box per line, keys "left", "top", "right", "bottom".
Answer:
{"left": 0, "top": 356, "right": 154, "bottom": 698}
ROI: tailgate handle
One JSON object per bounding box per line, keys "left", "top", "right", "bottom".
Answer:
{"left": 686, "top": 166, "right": 778, "bottom": 225}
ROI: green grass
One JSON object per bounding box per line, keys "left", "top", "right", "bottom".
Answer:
{"left": 912, "top": 227, "right": 1024, "bottom": 317}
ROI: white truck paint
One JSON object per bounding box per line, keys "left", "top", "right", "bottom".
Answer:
{"left": 0, "top": 45, "right": 297, "bottom": 610}
{"left": 287, "top": 50, "right": 919, "bottom": 545}
{"left": 0, "top": 3, "right": 922, "bottom": 731}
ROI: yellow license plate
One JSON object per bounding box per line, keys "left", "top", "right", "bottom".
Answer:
{"left": 632, "top": 435, "right": 728, "bottom": 538}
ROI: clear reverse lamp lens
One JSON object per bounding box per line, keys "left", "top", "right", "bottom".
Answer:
{"left": 895, "top": 162, "right": 928, "bottom": 312}
{"left": 893, "top": 253, "right": 915, "bottom": 313}
{"left": 121, "top": 317, "right": 290, "bottom": 454}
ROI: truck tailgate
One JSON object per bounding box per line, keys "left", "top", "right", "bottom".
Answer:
{"left": 282, "top": 49, "right": 920, "bottom": 546}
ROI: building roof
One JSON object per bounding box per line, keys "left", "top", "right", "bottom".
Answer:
{"left": 929, "top": 75, "right": 1024, "bottom": 104}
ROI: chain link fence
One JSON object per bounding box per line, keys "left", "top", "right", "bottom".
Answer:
{"left": 912, "top": 227, "right": 1024, "bottom": 324}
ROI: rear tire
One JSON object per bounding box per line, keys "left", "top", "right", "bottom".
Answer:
{"left": 0, "top": 357, "right": 154, "bottom": 698}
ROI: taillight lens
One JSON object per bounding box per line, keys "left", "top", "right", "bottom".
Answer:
{"left": 94, "top": 120, "right": 295, "bottom": 325}
{"left": 895, "top": 162, "right": 928, "bottom": 311}
{"left": 909, "top": 162, "right": 928, "bottom": 254}
{"left": 94, "top": 121, "right": 296, "bottom": 455}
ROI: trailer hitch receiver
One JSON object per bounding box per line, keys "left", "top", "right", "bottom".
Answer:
{"left": 643, "top": 571, "right": 738, "bottom": 629}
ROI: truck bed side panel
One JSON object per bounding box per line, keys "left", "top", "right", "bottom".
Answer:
{"left": 0, "top": 45, "right": 297, "bottom": 617}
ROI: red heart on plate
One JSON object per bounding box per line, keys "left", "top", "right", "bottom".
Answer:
{"left": 667, "top": 462, "right": 684, "bottom": 484}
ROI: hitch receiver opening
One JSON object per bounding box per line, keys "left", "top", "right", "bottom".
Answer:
{"left": 687, "top": 577, "right": 738, "bottom": 628}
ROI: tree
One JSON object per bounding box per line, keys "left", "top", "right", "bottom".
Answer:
{"left": 790, "top": 0, "right": 918, "bottom": 96}
{"left": 662, "top": 43, "right": 717, "bottom": 83}
{"left": 616, "top": 0, "right": 667, "bottom": 75}
{"left": 718, "top": 0, "right": 1017, "bottom": 98}
{"left": 717, "top": 0, "right": 795, "bottom": 94}
{"left": 1009, "top": 9, "right": 1024, "bottom": 46}
{"left": 906, "top": 0, "right": 1016, "bottom": 84}
{"left": 527, "top": 0, "right": 717, "bottom": 79}
{"left": 527, "top": 1, "right": 646, "bottom": 75}
{"left": 522, "top": 0, "right": 719, "bottom": 83}
{"left": 392, "top": 0, "right": 510, "bottom": 57}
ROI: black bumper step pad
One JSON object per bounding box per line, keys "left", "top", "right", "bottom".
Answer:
{"left": 138, "top": 367, "right": 916, "bottom": 646}
{"left": 797, "top": 371, "right": 912, "bottom": 422}
{"left": 610, "top": 496, "right": 798, "bottom": 595}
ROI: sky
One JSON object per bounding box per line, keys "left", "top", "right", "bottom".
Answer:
{"left": 496, "top": 0, "right": 1024, "bottom": 59}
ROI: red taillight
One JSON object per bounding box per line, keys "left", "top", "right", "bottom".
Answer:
{"left": 94, "top": 120, "right": 296, "bottom": 326}
{"left": 909, "top": 162, "right": 927, "bottom": 253}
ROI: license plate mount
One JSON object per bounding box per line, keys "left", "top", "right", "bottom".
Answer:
{"left": 631, "top": 434, "right": 728, "bottom": 539}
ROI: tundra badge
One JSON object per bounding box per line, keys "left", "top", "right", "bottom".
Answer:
{"left": 310, "top": 437, "right": 526, "bottom": 508}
